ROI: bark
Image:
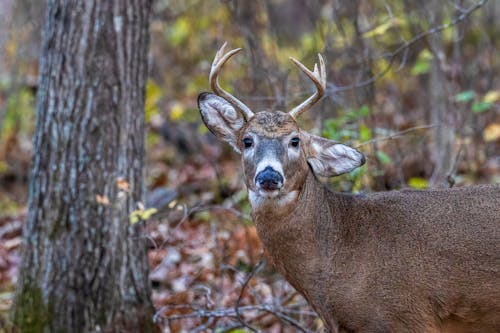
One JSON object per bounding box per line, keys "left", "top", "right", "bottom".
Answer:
{"left": 12, "top": 1, "right": 156, "bottom": 332}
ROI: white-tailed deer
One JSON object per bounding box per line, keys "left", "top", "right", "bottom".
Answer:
{"left": 198, "top": 43, "right": 500, "bottom": 333}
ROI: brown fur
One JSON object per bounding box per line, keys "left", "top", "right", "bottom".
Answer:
{"left": 198, "top": 94, "right": 500, "bottom": 333}
{"left": 254, "top": 172, "right": 500, "bottom": 333}
{"left": 240, "top": 111, "right": 298, "bottom": 138}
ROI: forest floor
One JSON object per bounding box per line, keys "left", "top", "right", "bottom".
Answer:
{"left": 0, "top": 213, "right": 321, "bottom": 332}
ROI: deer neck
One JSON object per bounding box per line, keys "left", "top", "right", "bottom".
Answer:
{"left": 251, "top": 170, "right": 337, "bottom": 280}
{"left": 252, "top": 170, "right": 322, "bottom": 225}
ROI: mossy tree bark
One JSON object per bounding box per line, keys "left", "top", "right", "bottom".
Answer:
{"left": 12, "top": 1, "right": 157, "bottom": 332}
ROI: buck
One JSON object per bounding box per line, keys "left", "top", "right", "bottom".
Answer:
{"left": 197, "top": 43, "right": 500, "bottom": 333}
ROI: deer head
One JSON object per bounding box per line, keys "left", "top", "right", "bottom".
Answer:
{"left": 198, "top": 43, "right": 365, "bottom": 210}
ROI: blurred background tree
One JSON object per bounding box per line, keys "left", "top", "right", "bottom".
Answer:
{"left": 0, "top": 0, "right": 498, "bottom": 331}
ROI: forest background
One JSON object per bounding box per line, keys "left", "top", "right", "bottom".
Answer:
{"left": 0, "top": 0, "right": 499, "bottom": 332}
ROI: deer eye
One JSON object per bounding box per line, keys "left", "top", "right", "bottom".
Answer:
{"left": 242, "top": 137, "right": 253, "bottom": 149}
{"left": 290, "top": 137, "right": 300, "bottom": 148}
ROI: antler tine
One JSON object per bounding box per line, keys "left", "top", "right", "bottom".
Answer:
{"left": 209, "top": 42, "right": 254, "bottom": 121}
{"left": 288, "top": 54, "right": 327, "bottom": 119}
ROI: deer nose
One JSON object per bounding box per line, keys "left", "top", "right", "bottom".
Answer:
{"left": 255, "top": 166, "right": 284, "bottom": 192}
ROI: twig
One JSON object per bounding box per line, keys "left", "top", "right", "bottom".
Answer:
{"left": 177, "top": 204, "right": 251, "bottom": 224}
{"left": 153, "top": 262, "right": 319, "bottom": 332}
{"left": 235, "top": 259, "right": 265, "bottom": 332}
{"left": 192, "top": 317, "right": 215, "bottom": 333}
{"left": 355, "top": 124, "right": 436, "bottom": 148}
{"left": 154, "top": 303, "right": 317, "bottom": 326}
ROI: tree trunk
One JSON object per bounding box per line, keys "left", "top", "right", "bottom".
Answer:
{"left": 426, "top": 2, "right": 456, "bottom": 186}
{"left": 12, "top": 1, "right": 157, "bottom": 332}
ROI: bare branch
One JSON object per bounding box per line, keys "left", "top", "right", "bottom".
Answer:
{"left": 235, "top": 259, "right": 265, "bottom": 332}
{"left": 356, "top": 124, "right": 437, "bottom": 148}
{"left": 153, "top": 261, "right": 319, "bottom": 332}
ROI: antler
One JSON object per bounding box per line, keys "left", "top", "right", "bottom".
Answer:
{"left": 209, "top": 42, "right": 254, "bottom": 121}
{"left": 288, "top": 54, "right": 326, "bottom": 119}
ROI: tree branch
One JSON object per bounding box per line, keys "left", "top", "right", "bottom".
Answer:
{"left": 355, "top": 124, "right": 437, "bottom": 148}
{"left": 153, "top": 260, "right": 318, "bottom": 332}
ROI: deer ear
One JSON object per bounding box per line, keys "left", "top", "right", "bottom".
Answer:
{"left": 198, "top": 92, "right": 245, "bottom": 153}
{"left": 304, "top": 133, "right": 365, "bottom": 177}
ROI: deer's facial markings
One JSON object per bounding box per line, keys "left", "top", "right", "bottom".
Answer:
{"left": 240, "top": 112, "right": 308, "bottom": 205}
{"left": 242, "top": 133, "right": 284, "bottom": 196}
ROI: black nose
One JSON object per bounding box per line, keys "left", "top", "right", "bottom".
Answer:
{"left": 255, "top": 166, "right": 284, "bottom": 191}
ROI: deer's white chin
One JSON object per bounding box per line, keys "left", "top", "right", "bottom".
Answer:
{"left": 248, "top": 189, "right": 298, "bottom": 209}
{"left": 258, "top": 189, "right": 280, "bottom": 198}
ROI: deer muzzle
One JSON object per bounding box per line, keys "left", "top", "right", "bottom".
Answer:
{"left": 255, "top": 166, "right": 284, "bottom": 192}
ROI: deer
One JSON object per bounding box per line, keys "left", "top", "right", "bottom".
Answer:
{"left": 197, "top": 43, "right": 500, "bottom": 333}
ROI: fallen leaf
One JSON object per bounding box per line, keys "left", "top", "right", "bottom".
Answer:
{"left": 116, "top": 178, "right": 130, "bottom": 192}
{"left": 483, "top": 90, "right": 500, "bottom": 103}
{"left": 130, "top": 208, "right": 158, "bottom": 225}
{"left": 483, "top": 123, "right": 500, "bottom": 142}
{"left": 95, "top": 194, "right": 110, "bottom": 205}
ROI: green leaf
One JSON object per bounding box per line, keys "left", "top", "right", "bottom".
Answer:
{"left": 363, "top": 18, "right": 401, "bottom": 38}
{"left": 300, "top": 33, "right": 315, "bottom": 52}
{"left": 472, "top": 101, "right": 493, "bottom": 113}
{"left": 130, "top": 214, "right": 139, "bottom": 225}
{"left": 345, "top": 110, "right": 359, "bottom": 121}
{"left": 196, "top": 211, "right": 212, "bottom": 222}
{"left": 0, "top": 161, "right": 8, "bottom": 173}
{"left": 145, "top": 79, "right": 162, "bottom": 121}
{"left": 454, "top": 90, "right": 475, "bottom": 103}
{"left": 349, "top": 164, "right": 365, "bottom": 179}
{"left": 167, "top": 17, "right": 191, "bottom": 46}
{"left": 323, "top": 119, "right": 341, "bottom": 140}
{"left": 2, "top": 88, "right": 35, "bottom": 140}
{"left": 359, "top": 124, "right": 372, "bottom": 141}
{"left": 411, "top": 49, "right": 433, "bottom": 75}
{"left": 170, "top": 102, "right": 185, "bottom": 121}
{"left": 411, "top": 61, "right": 430, "bottom": 75}
{"left": 408, "top": 177, "right": 429, "bottom": 189}
{"left": 130, "top": 208, "right": 158, "bottom": 225}
{"left": 376, "top": 151, "right": 392, "bottom": 165}
{"left": 338, "top": 129, "right": 357, "bottom": 140}
{"left": 358, "top": 105, "right": 370, "bottom": 117}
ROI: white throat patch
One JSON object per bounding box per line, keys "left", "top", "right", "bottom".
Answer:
{"left": 248, "top": 189, "right": 298, "bottom": 210}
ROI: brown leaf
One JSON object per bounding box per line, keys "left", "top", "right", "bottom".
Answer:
{"left": 115, "top": 177, "right": 130, "bottom": 192}
{"left": 95, "top": 194, "right": 110, "bottom": 205}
